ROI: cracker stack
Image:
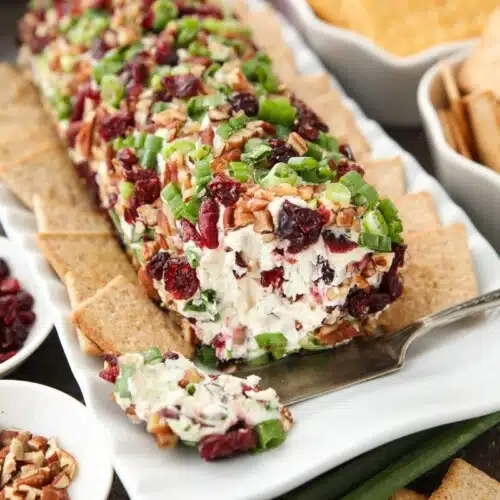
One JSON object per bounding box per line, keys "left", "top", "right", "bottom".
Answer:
{"left": 437, "top": 8, "right": 500, "bottom": 173}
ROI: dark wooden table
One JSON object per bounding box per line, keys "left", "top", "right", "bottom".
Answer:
{"left": 1, "top": 3, "right": 499, "bottom": 498}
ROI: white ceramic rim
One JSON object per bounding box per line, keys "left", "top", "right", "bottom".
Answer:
{"left": 0, "top": 379, "right": 114, "bottom": 500}
{"left": 417, "top": 49, "right": 500, "bottom": 189}
{"left": 0, "top": 236, "right": 53, "bottom": 377}
{"left": 291, "top": 0, "right": 476, "bottom": 67}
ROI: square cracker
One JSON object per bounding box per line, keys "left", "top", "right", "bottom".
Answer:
{"left": 36, "top": 232, "right": 137, "bottom": 284}
{"left": 0, "top": 105, "right": 47, "bottom": 126}
{"left": 0, "top": 63, "right": 40, "bottom": 107}
{"left": 246, "top": 6, "right": 283, "bottom": 52}
{"left": 71, "top": 275, "right": 194, "bottom": 358}
{"left": 429, "top": 459, "right": 500, "bottom": 500}
{"left": 363, "top": 157, "right": 406, "bottom": 199}
{"left": 33, "top": 195, "right": 110, "bottom": 233}
{"left": 287, "top": 73, "right": 331, "bottom": 104}
{"left": 395, "top": 192, "right": 441, "bottom": 236}
{"left": 64, "top": 272, "right": 110, "bottom": 356}
{"left": 0, "top": 145, "right": 90, "bottom": 210}
{"left": 379, "top": 224, "right": 477, "bottom": 332}
{"left": 390, "top": 489, "right": 428, "bottom": 500}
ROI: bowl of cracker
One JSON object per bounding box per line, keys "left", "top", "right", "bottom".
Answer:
{"left": 418, "top": 8, "right": 500, "bottom": 253}
{"left": 274, "top": 0, "right": 497, "bottom": 126}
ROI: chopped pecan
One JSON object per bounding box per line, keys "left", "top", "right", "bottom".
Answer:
{"left": 137, "top": 204, "right": 159, "bottom": 227}
{"left": 51, "top": 472, "right": 70, "bottom": 489}
{"left": 41, "top": 485, "right": 69, "bottom": 500}
{"left": 297, "top": 185, "right": 314, "bottom": 201}
{"left": 249, "top": 198, "right": 269, "bottom": 211}
{"left": 287, "top": 132, "right": 308, "bottom": 155}
{"left": 253, "top": 210, "right": 274, "bottom": 234}
{"left": 138, "top": 267, "right": 160, "bottom": 300}
{"left": 336, "top": 208, "right": 357, "bottom": 228}
{"left": 146, "top": 415, "right": 179, "bottom": 449}
{"left": 234, "top": 206, "right": 255, "bottom": 228}
{"left": 223, "top": 206, "right": 234, "bottom": 231}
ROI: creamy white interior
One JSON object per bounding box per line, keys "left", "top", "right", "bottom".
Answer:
{"left": 115, "top": 353, "right": 281, "bottom": 443}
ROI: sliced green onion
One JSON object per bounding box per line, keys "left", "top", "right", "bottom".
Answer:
{"left": 144, "top": 134, "right": 163, "bottom": 153}
{"left": 317, "top": 132, "right": 338, "bottom": 152}
{"left": 260, "top": 163, "right": 298, "bottom": 188}
{"left": 186, "top": 96, "right": 207, "bottom": 120}
{"left": 197, "top": 345, "right": 217, "bottom": 368}
{"left": 241, "top": 143, "right": 271, "bottom": 164}
{"left": 161, "top": 183, "right": 185, "bottom": 219}
{"left": 184, "top": 297, "right": 208, "bottom": 313}
{"left": 53, "top": 95, "right": 72, "bottom": 120}
{"left": 133, "top": 132, "right": 146, "bottom": 149}
{"left": 306, "top": 142, "right": 324, "bottom": 161}
{"left": 92, "top": 49, "right": 124, "bottom": 83}
{"left": 101, "top": 74, "right": 125, "bottom": 108}
{"left": 194, "top": 158, "right": 212, "bottom": 191}
{"left": 229, "top": 161, "right": 251, "bottom": 182}
{"left": 216, "top": 122, "right": 234, "bottom": 139}
{"left": 204, "top": 63, "right": 221, "bottom": 78}
{"left": 363, "top": 209, "right": 389, "bottom": 236}
{"left": 229, "top": 114, "right": 247, "bottom": 130}
{"left": 183, "top": 196, "right": 201, "bottom": 224}
{"left": 140, "top": 149, "right": 158, "bottom": 170}
{"left": 141, "top": 347, "right": 163, "bottom": 365}
{"left": 317, "top": 161, "right": 335, "bottom": 182}
{"left": 186, "top": 383, "right": 196, "bottom": 395}
{"left": 358, "top": 233, "right": 392, "bottom": 252}
{"left": 114, "top": 364, "right": 133, "bottom": 398}
{"left": 247, "top": 353, "right": 271, "bottom": 367}
{"left": 152, "top": 0, "right": 178, "bottom": 32}
{"left": 242, "top": 52, "right": 279, "bottom": 93}
{"left": 186, "top": 246, "right": 201, "bottom": 269}
{"left": 189, "top": 145, "right": 211, "bottom": 162}
{"left": 188, "top": 41, "right": 210, "bottom": 57}
{"left": 288, "top": 156, "right": 319, "bottom": 172}
{"left": 243, "top": 138, "right": 264, "bottom": 153}
{"left": 340, "top": 170, "right": 365, "bottom": 195}
{"left": 258, "top": 98, "right": 297, "bottom": 127}
{"left": 176, "top": 17, "right": 200, "bottom": 46}
{"left": 255, "top": 420, "right": 286, "bottom": 451}
{"left": 275, "top": 124, "right": 291, "bottom": 138}
{"left": 108, "top": 208, "right": 122, "bottom": 236}
{"left": 255, "top": 332, "right": 288, "bottom": 359}
{"left": 379, "top": 198, "right": 400, "bottom": 222}
{"left": 354, "top": 183, "right": 379, "bottom": 207}
{"left": 124, "top": 43, "right": 144, "bottom": 61}
{"left": 60, "top": 54, "right": 77, "bottom": 73}
{"left": 325, "top": 182, "right": 351, "bottom": 206}
{"left": 119, "top": 181, "right": 134, "bottom": 201}
{"left": 162, "top": 139, "right": 196, "bottom": 159}
{"left": 151, "top": 102, "right": 169, "bottom": 114}
{"left": 299, "top": 334, "right": 330, "bottom": 351}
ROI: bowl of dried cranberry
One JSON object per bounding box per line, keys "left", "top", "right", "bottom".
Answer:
{"left": 0, "top": 237, "right": 52, "bottom": 378}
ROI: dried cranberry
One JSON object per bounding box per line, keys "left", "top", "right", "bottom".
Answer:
{"left": 323, "top": 231, "right": 358, "bottom": 253}
{"left": 276, "top": 200, "right": 324, "bottom": 253}
{"left": 181, "top": 219, "right": 205, "bottom": 248}
{"left": 391, "top": 244, "right": 407, "bottom": 271}
{"left": 15, "top": 292, "right": 34, "bottom": 311}
{"left": 335, "top": 159, "right": 365, "bottom": 180}
{"left": 260, "top": 267, "right": 285, "bottom": 292}
{"left": 177, "top": 3, "right": 223, "bottom": 19}
{"left": 99, "top": 365, "right": 119, "bottom": 383}
{"left": 0, "top": 351, "right": 16, "bottom": 363}
{"left": 268, "top": 139, "right": 295, "bottom": 167}
{"left": 126, "top": 82, "right": 143, "bottom": 101}
{"left": 123, "top": 167, "right": 157, "bottom": 183}
{"left": 207, "top": 174, "right": 242, "bottom": 207}
{"left": 379, "top": 270, "right": 403, "bottom": 301}
{"left": 18, "top": 311, "right": 36, "bottom": 325}
{"left": 158, "top": 408, "right": 180, "bottom": 419}
{"left": 134, "top": 176, "right": 161, "bottom": 205}
{"left": 0, "top": 259, "right": 10, "bottom": 279}
{"left": 146, "top": 251, "right": 171, "bottom": 281}
{"left": 90, "top": 38, "right": 110, "bottom": 59}
{"left": 73, "top": 161, "right": 100, "bottom": 206}
{"left": 339, "top": 143, "right": 355, "bottom": 161}
{"left": 346, "top": 288, "right": 391, "bottom": 318}
{"left": 292, "top": 97, "right": 328, "bottom": 142}
{"left": 116, "top": 148, "right": 138, "bottom": 170}
{"left": 318, "top": 259, "right": 334, "bottom": 285}
{"left": 162, "top": 75, "right": 202, "bottom": 99}
{"left": 0, "top": 296, "right": 14, "bottom": 319}
{"left": 155, "top": 41, "right": 179, "bottom": 66}
{"left": 0, "top": 279, "right": 20, "bottom": 295}
{"left": 163, "top": 351, "right": 179, "bottom": 360}
{"left": 198, "top": 427, "right": 258, "bottom": 461}
{"left": 229, "top": 92, "right": 259, "bottom": 116}
{"left": 71, "top": 84, "right": 101, "bottom": 123}
{"left": 99, "top": 111, "right": 134, "bottom": 141}
{"left": 66, "top": 121, "right": 83, "bottom": 148}
{"left": 198, "top": 198, "right": 219, "bottom": 250}
{"left": 142, "top": 9, "right": 154, "bottom": 30}
{"left": 163, "top": 259, "right": 199, "bottom": 300}
{"left": 103, "top": 353, "right": 118, "bottom": 365}
{"left": 122, "top": 61, "right": 149, "bottom": 85}
{"left": 212, "top": 333, "right": 225, "bottom": 349}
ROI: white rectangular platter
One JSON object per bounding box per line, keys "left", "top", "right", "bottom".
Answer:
{"left": 1, "top": 3, "right": 500, "bottom": 500}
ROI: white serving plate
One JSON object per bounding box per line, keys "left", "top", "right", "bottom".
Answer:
{"left": 418, "top": 49, "right": 500, "bottom": 254}
{"left": 1, "top": 5, "right": 500, "bottom": 500}
{"left": 0, "top": 236, "right": 52, "bottom": 378}
{"left": 0, "top": 380, "right": 113, "bottom": 500}
{"left": 273, "top": 0, "right": 473, "bottom": 126}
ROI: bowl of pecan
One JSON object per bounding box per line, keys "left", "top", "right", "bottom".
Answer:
{"left": 0, "top": 380, "right": 113, "bottom": 499}
{"left": 0, "top": 237, "right": 52, "bottom": 378}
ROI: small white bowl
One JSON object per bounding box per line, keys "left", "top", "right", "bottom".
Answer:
{"left": 418, "top": 49, "right": 500, "bottom": 253}
{"left": 0, "top": 237, "right": 53, "bottom": 378}
{"left": 274, "top": 0, "right": 474, "bottom": 125}
{"left": 0, "top": 380, "right": 113, "bottom": 499}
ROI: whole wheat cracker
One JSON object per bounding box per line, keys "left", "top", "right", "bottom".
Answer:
{"left": 287, "top": 73, "right": 331, "bottom": 104}
{"left": 396, "top": 192, "right": 441, "bottom": 236}
{"left": 390, "top": 489, "right": 429, "bottom": 500}
{"left": 379, "top": 224, "right": 478, "bottom": 333}
{"left": 36, "top": 232, "right": 137, "bottom": 284}
{"left": 64, "top": 272, "right": 105, "bottom": 356}
{"left": 458, "top": 8, "right": 500, "bottom": 100}
{"left": 33, "top": 195, "right": 110, "bottom": 233}
{"left": 0, "top": 63, "right": 40, "bottom": 107}
{"left": 429, "top": 459, "right": 500, "bottom": 500}
{"left": 267, "top": 45, "right": 298, "bottom": 87}
{"left": 447, "top": 112, "right": 472, "bottom": 160}
{"left": 465, "top": 91, "right": 500, "bottom": 173}
{"left": 437, "top": 109, "right": 457, "bottom": 151}
{"left": 0, "top": 145, "right": 90, "bottom": 210}
{"left": 0, "top": 105, "right": 47, "bottom": 126}
{"left": 344, "top": 113, "right": 371, "bottom": 160}
{"left": 362, "top": 157, "right": 406, "bottom": 199}
{"left": 70, "top": 275, "right": 194, "bottom": 358}
{"left": 246, "top": 6, "right": 283, "bottom": 52}
{"left": 232, "top": 0, "right": 250, "bottom": 23}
